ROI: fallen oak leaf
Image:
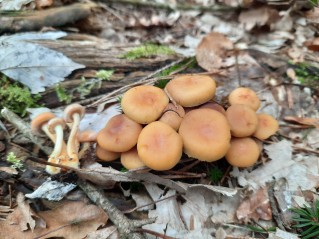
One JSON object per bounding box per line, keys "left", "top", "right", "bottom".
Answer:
{"left": 284, "top": 116, "right": 319, "bottom": 128}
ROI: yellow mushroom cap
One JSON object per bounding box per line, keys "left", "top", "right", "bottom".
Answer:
{"left": 159, "top": 103, "right": 185, "bottom": 131}
{"left": 225, "top": 137, "right": 260, "bottom": 167}
{"left": 199, "top": 102, "right": 226, "bottom": 115}
{"left": 97, "top": 114, "right": 142, "bottom": 152}
{"left": 179, "top": 108, "right": 231, "bottom": 162}
{"left": 165, "top": 74, "right": 216, "bottom": 107}
{"left": 228, "top": 87, "right": 261, "bottom": 111}
{"left": 121, "top": 85, "right": 169, "bottom": 124}
{"left": 253, "top": 113, "right": 279, "bottom": 140}
{"left": 137, "top": 121, "right": 183, "bottom": 171}
{"left": 226, "top": 104, "right": 258, "bottom": 137}
{"left": 121, "top": 147, "right": 146, "bottom": 170}
{"left": 96, "top": 144, "right": 120, "bottom": 161}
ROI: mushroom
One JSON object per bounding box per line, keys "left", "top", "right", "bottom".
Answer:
{"left": 121, "top": 147, "right": 146, "bottom": 170}
{"left": 63, "top": 103, "right": 85, "bottom": 168}
{"left": 159, "top": 103, "right": 185, "bottom": 131}
{"left": 121, "top": 85, "right": 169, "bottom": 124}
{"left": 225, "top": 137, "right": 260, "bottom": 167}
{"left": 137, "top": 121, "right": 183, "bottom": 171}
{"left": 46, "top": 118, "right": 68, "bottom": 174}
{"left": 179, "top": 108, "right": 231, "bottom": 162}
{"left": 96, "top": 145, "right": 120, "bottom": 162}
{"left": 97, "top": 114, "right": 142, "bottom": 152}
{"left": 31, "top": 112, "right": 57, "bottom": 142}
{"left": 225, "top": 104, "right": 258, "bottom": 137}
{"left": 228, "top": 87, "right": 261, "bottom": 111}
{"left": 165, "top": 74, "right": 216, "bottom": 107}
{"left": 199, "top": 102, "right": 226, "bottom": 115}
{"left": 77, "top": 130, "right": 98, "bottom": 142}
{"left": 253, "top": 113, "right": 279, "bottom": 140}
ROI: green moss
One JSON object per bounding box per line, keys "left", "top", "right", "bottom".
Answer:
{"left": 208, "top": 167, "right": 223, "bottom": 183}
{"left": 0, "top": 76, "right": 41, "bottom": 116}
{"left": 96, "top": 69, "right": 114, "bottom": 80}
{"left": 291, "top": 62, "right": 319, "bottom": 90}
{"left": 55, "top": 84, "right": 72, "bottom": 104}
{"left": 121, "top": 43, "right": 175, "bottom": 60}
{"left": 6, "top": 152, "right": 24, "bottom": 170}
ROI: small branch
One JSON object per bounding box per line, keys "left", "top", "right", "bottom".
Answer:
{"left": 1, "top": 108, "right": 51, "bottom": 155}
{"left": 78, "top": 180, "right": 155, "bottom": 239}
{"left": 267, "top": 181, "right": 286, "bottom": 230}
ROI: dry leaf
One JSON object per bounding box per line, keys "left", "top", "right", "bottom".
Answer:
{"left": 35, "top": 0, "right": 53, "bottom": 9}
{"left": 306, "top": 7, "right": 319, "bottom": 24}
{"left": 236, "top": 187, "right": 272, "bottom": 222}
{"left": 195, "top": 32, "right": 233, "bottom": 71}
{"left": 304, "top": 37, "right": 319, "bottom": 51}
{"left": 284, "top": 116, "right": 319, "bottom": 128}
{"left": 239, "top": 7, "right": 280, "bottom": 31}
{"left": 0, "top": 201, "right": 108, "bottom": 239}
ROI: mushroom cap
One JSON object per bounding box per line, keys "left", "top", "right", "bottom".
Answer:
{"left": 47, "top": 118, "right": 66, "bottom": 134}
{"left": 253, "top": 113, "right": 279, "bottom": 140}
{"left": 165, "top": 74, "right": 216, "bottom": 107}
{"left": 96, "top": 144, "right": 120, "bottom": 161}
{"left": 225, "top": 137, "right": 260, "bottom": 167}
{"left": 97, "top": 114, "right": 143, "bottom": 152}
{"left": 179, "top": 108, "right": 231, "bottom": 162}
{"left": 64, "top": 103, "right": 86, "bottom": 123}
{"left": 199, "top": 102, "right": 226, "bottom": 115}
{"left": 121, "top": 85, "right": 169, "bottom": 124}
{"left": 159, "top": 103, "right": 185, "bottom": 131}
{"left": 228, "top": 87, "right": 261, "bottom": 111}
{"left": 77, "top": 130, "right": 98, "bottom": 142}
{"left": 121, "top": 147, "right": 146, "bottom": 170}
{"left": 31, "top": 112, "right": 56, "bottom": 135}
{"left": 226, "top": 104, "right": 258, "bottom": 137}
{"left": 137, "top": 121, "right": 183, "bottom": 171}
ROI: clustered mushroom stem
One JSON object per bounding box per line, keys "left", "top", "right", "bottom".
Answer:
{"left": 67, "top": 113, "right": 81, "bottom": 159}
{"left": 41, "top": 124, "right": 56, "bottom": 143}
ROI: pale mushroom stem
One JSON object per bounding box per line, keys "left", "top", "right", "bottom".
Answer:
{"left": 41, "top": 124, "right": 56, "bottom": 142}
{"left": 46, "top": 124, "right": 64, "bottom": 174}
{"left": 67, "top": 113, "right": 81, "bottom": 162}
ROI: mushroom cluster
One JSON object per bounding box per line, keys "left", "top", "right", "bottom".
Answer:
{"left": 31, "top": 104, "right": 86, "bottom": 174}
{"left": 96, "top": 74, "right": 279, "bottom": 170}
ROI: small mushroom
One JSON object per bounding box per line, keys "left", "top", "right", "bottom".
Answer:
{"left": 225, "top": 104, "right": 258, "bottom": 137}
{"left": 64, "top": 103, "right": 85, "bottom": 168}
{"left": 96, "top": 145, "right": 120, "bottom": 162}
{"left": 137, "top": 121, "right": 183, "bottom": 171}
{"left": 228, "top": 87, "right": 261, "bottom": 111}
{"left": 31, "top": 112, "right": 57, "bottom": 142}
{"left": 121, "top": 85, "right": 169, "bottom": 124}
{"left": 77, "top": 130, "right": 98, "bottom": 143}
{"left": 46, "top": 118, "right": 68, "bottom": 174}
{"left": 97, "top": 114, "right": 142, "bottom": 152}
{"left": 253, "top": 113, "right": 279, "bottom": 140}
{"left": 179, "top": 108, "right": 231, "bottom": 162}
{"left": 225, "top": 137, "right": 260, "bottom": 167}
{"left": 165, "top": 74, "right": 216, "bottom": 107}
{"left": 121, "top": 147, "right": 146, "bottom": 170}
{"left": 159, "top": 103, "right": 185, "bottom": 131}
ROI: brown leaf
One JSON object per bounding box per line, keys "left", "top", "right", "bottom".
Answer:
{"left": 306, "top": 7, "right": 319, "bottom": 24}
{"left": 35, "top": 0, "right": 53, "bottom": 9}
{"left": 284, "top": 116, "right": 319, "bottom": 128}
{"left": 239, "top": 7, "right": 280, "bottom": 31}
{"left": 236, "top": 188, "right": 272, "bottom": 222}
{"left": 304, "top": 37, "right": 319, "bottom": 51}
{"left": 0, "top": 200, "right": 108, "bottom": 239}
{"left": 195, "top": 32, "right": 233, "bottom": 71}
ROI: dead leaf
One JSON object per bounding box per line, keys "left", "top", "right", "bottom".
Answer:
{"left": 195, "top": 32, "right": 233, "bottom": 71}
{"left": 236, "top": 187, "right": 272, "bottom": 222}
{"left": 0, "top": 166, "right": 18, "bottom": 175}
{"left": 304, "top": 37, "right": 319, "bottom": 51}
{"left": 306, "top": 7, "right": 319, "bottom": 24}
{"left": 35, "top": 0, "right": 53, "bottom": 9}
{"left": 0, "top": 200, "right": 108, "bottom": 239}
{"left": 284, "top": 116, "right": 319, "bottom": 128}
{"left": 239, "top": 7, "right": 280, "bottom": 31}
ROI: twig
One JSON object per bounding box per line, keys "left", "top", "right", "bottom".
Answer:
{"left": 267, "top": 181, "right": 285, "bottom": 230}
{"left": 135, "top": 228, "right": 177, "bottom": 239}
{"left": 78, "top": 180, "right": 155, "bottom": 239}
{"left": 1, "top": 108, "right": 51, "bottom": 155}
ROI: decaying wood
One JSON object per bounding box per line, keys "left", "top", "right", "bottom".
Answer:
{"left": 32, "top": 36, "right": 180, "bottom": 70}
{"left": 0, "top": 3, "right": 95, "bottom": 33}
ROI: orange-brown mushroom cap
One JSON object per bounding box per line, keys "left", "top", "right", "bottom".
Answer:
{"left": 225, "top": 137, "right": 260, "bottom": 167}
{"left": 137, "top": 121, "right": 183, "bottom": 171}
{"left": 228, "top": 87, "right": 261, "bottom": 111}
{"left": 253, "top": 113, "right": 279, "bottom": 140}
{"left": 121, "top": 147, "right": 146, "bottom": 170}
{"left": 97, "top": 114, "right": 143, "bottom": 152}
{"left": 179, "top": 108, "right": 231, "bottom": 162}
{"left": 64, "top": 103, "right": 85, "bottom": 123}
{"left": 199, "top": 102, "right": 226, "bottom": 115}
{"left": 96, "top": 145, "right": 120, "bottom": 161}
{"left": 121, "top": 85, "right": 169, "bottom": 124}
{"left": 226, "top": 104, "right": 258, "bottom": 137}
{"left": 165, "top": 74, "right": 216, "bottom": 107}
{"left": 31, "top": 112, "right": 56, "bottom": 135}
{"left": 159, "top": 103, "right": 185, "bottom": 131}
{"left": 77, "top": 130, "right": 98, "bottom": 142}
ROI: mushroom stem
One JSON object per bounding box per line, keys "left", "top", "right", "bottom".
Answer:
{"left": 66, "top": 112, "right": 81, "bottom": 167}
